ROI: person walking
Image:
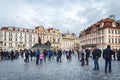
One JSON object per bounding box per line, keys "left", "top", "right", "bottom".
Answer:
{"left": 103, "top": 45, "right": 113, "bottom": 73}
{"left": 36, "top": 49, "right": 40, "bottom": 65}
{"left": 92, "top": 46, "right": 101, "bottom": 70}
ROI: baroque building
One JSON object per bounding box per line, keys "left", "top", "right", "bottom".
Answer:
{"left": 79, "top": 16, "right": 120, "bottom": 49}
{"left": 0, "top": 26, "right": 80, "bottom": 50}
{"left": 0, "top": 26, "right": 36, "bottom": 50}
{"left": 47, "top": 28, "right": 62, "bottom": 49}
{"left": 61, "top": 32, "right": 80, "bottom": 50}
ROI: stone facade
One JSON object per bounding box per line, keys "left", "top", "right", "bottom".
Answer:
{"left": 61, "top": 32, "right": 80, "bottom": 50}
{"left": 0, "top": 26, "right": 80, "bottom": 50}
{"left": 79, "top": 17, "right": 120, "bottom": 49}
{"left": 0, "top": 27, "right": 36, "bottom": 50}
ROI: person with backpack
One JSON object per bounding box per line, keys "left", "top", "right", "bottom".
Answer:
{"left": 92, "top": 46, "right": 101, "bottom": 70}
{"left": 103, "top": 45, "right": 113, "bottom": 74}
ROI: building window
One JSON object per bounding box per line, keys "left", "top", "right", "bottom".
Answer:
{"left": 9, "top": 38, "right": 12, "bottom": 41}
{"left": 115, "top": 30, "right": 117, "bottom": 34}
{"left": 4, "top": 43, "right": 6, "bottom": 46}
{"left": 25, "top": 38, "right": 26, "bottom": 42}
{"left": 4, "top": 32, "right": 6, "bottom": 41}
{"left": 109, "top": 38, "right": 111, "bottom": 43}
{"left": 16, "top": 33, "right": 17, "bottom": 37}
{"left": 112, "top": 30, "right": 114, "bottom": 34}
{"left": 20, "top": 33, "right": 22, "bottom": 37}
{"left": 29, "top": 43, "right": 32, "bottom": 46}
{"left": 16, "top": 38, "right": 17, "bottom": 41}
{"left": 108, "top": 29, "right": 110, "bottom": 34}
{"left": 112, "top": 38, "right": 114, "bottom": 43}
{"left": 118, "top": 30, "right": 120, "bottom": 34}
{"left": 34, "top": 37, "right": 35, "bottom": 42}
{"left": 29, "top": 35, "right": 32, "bottom": 42}
{"left": 118, "top": 39, "right": 120, "bottom": 44}
{"left": 115, "top": 39, "right": 117, "bottom": 43}
{"left": 9, "top": 43, "right": 12, "bottom": 47}
{"left": 4, "top": 37, "right": 6, "bottom": 41}
{"left": 9, "top": 32, "right": 12, "bottom": 36}
{"left": 16, "top": 43, "right": 17, "bottom": 46}
{"left": 29, "top": 39, "right": 32, "bottom": 42}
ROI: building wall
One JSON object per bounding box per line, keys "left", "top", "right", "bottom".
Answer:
{"left": 0, "top": 26, "right": 80, "bottom": 50}
{"left": 79, "top": 18, "right": 120, "bottom": 50}
{"left": 0, "top": 27, "right": 36, "bottom": 50}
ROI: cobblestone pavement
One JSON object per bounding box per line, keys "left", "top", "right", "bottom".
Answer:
{"left": 0, "top": 55, "right": 120, "bottom": 80}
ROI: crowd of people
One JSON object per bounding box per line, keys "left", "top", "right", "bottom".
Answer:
{"left": 1, "top": 45, "right": 120, "bottom": 74}
{"left": 0, "top": 49, "right": 19, "bottom": 60}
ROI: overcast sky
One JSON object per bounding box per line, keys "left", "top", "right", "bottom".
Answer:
{"left": 0, "top": 0, "right": 120, "bottom": 35}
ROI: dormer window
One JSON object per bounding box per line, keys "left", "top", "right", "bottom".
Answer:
{"left": 8, "top": 27, "right": 13, "bottom": 30}
{"left": 100, "top": 23, "right": 104, "bottom": 28}
{"left": 112, "top": 22, "right": 116, "bottom": 27}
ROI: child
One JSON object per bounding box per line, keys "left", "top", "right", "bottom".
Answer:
{"left": 40, "top": 53, "right": 44, "bottom": 64}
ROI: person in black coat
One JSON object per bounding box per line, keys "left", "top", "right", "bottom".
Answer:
{"left": 92, "top": 46, "right": 100, "bottom": 70}
{"left": 57, "top": 49, "right": 62, "bottom": 62}
{"left": 43, "top": 49, "right": 47, "bottom": 62}
{"left": 11, "top": 50, "right": 14, "bottom": 60}
{"left": 85, "top": 48, "right": 90, "bottom": 65}
{"left": 103, "top": 45, "right": 113, "bottom": 73}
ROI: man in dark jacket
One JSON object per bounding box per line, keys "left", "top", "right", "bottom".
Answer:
{"left": 103, "top": 45, "right": 113, "bottom": 73}
{"left": 85, "top": 48, "right": 90, "bottom": 65}
{"left": 92, "top": 46, "right": 100, "bottom": 70}
{"left": 57, "top": 49, "right": 62, "bottom": 62}
{"left": 43, "top": 49, "right": 47, "bottom": 62}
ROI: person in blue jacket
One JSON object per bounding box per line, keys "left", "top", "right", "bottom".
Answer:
{"left": 36, "top": 49, "right": 40, "bottom": 65}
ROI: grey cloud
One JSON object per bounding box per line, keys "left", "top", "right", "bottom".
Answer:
{"left": 0, "top": 0, "right": 120, "bottom": 35}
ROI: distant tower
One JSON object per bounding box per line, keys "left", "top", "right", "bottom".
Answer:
{"left": 109, "top": 15, "right": 115, "bottom": 20}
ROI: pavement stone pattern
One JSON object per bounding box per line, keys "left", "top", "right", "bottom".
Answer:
{"left": 0, "top": 55, "right": 120, "bottom": 80}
